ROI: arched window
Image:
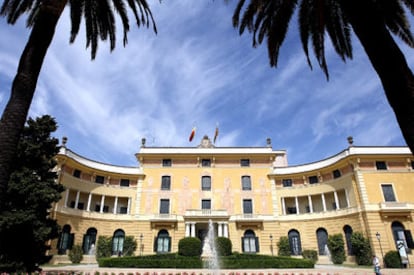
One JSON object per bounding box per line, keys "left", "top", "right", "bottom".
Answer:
{"left": 343, "top": 225, "right": 353, "bottom": 255}
{"left": 288, "top": 229, "right": 302, "bottom": 255}
{"left": 57, "top": 224, "right": 74, "bottom": 255}
{"left": 316, "top": 228, "right": 328, "bottom": 255}
{"left": 242, "top": 230, "right": 259, "bottom": 253}
{"left": 82, "top": 227, "right": 97, "bottom": 254}
{"left": 112, "top": 229, "right": 125, "bottom": 256}
{"left": 391, "top": 221, "right": 414, "bottom": 252}
{"left": 154, "top": 229, "right": 171, "bottom": 253}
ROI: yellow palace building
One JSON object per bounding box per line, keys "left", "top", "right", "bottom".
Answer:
{"left": 50, "top": 135, "right": 414, "bottom": 266}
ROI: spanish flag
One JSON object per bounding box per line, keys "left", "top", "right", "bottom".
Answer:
{"left": 189, "top": 127, "right": 196, "bottom": 142}
{"left": 213, "top": 125, "right": 219, "bottom": 144}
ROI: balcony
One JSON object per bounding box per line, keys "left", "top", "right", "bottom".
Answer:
{"left": 149, "top": 214, "right": 178, "bottom": 222}
{"left": 379, "top": 202, "right": 414, "bottom": 217}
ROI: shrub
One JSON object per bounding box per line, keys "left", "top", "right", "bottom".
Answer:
{"left": 216, "top": 237, "right": 232, "bottom": 256}
{"left": 350, "top": 232, "right": 372, "bottom": 265}
{"left": 302, "top": 250, "right": 318, "bottom": 264}
{"left": 123, "top": 236, "right": 137, "bottom": 256}
{"left": 384, "top": 250, "right": 401, "bottom": 268}
{"left": 277, "top": 236, "right": 291, "bottom": 256}
{"left": 69, "top": 245, "right": 83, "bottom": 264}
{"left": 97, "top": 236, "right": 113, "bottom": 259}
{"left": 178, "top": 237, "right": 201, "bottom": 256}
{"left": 327, "top": 234, "right": 346, "bottom": 264}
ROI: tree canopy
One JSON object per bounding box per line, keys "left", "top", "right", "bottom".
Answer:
{"left": 0, "top": 115, "right": 64, "bottom": 273}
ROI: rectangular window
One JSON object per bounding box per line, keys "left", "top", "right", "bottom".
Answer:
{"left": 95, "top": 175, "right": 104, "bottom": 184}
{"left": 382, "top": 184, "right": 396, "bottom": 202}
{"left": 201, "top": 159, "right": 211, "bottom": 167}
{"left": 160, "top": 199, "right": 170, "bottom": 214}
{"left": 94, "top": 205, "right": 100, "bottom": 212}
{"left": 201, "top": 176, "right": 211, "bottom": 191}
{"left": 243, "top": 199, "right": 253, "bottom": 214}
{"left": 240, "top": 159, "right": 250, "bottom": 167}
{"left": 73, "top": 169, "right": 81, "bottom": 178}
{"left": 309, "top": 176, "right": 318, "bottom": 184}
{"left": 77, "top": 202, "right": 84, "bottom": 210}
{"left": 376, "top": 161, "right": 387, "bottom": 170}
{"left": 119, "top": 207, "right": 128, "bottom": 214}
{"left": 162, "top": 159, "right": 172, "bottom": 167}
{"left": 242, "top": 176, "right": 252, "bottom": 190}
{"left": 103, "top": 205, "right": 109, "bottom": 213}
{"left": 120, "top": 179, "right": 130, "bottom": 187}
{"left": 333, "top": 169, "right": 341, "bottom": 179}
{"left": 161, "top": 176, "right": 171, "bottom": 190}
{"left": 201, "top": 199, "right": 211, "bottom": 210}
{"left": 282, "top": 179, "right": 293, "bottom": 187}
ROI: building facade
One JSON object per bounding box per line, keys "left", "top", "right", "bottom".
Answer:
{"left": 50, "top": 135, "right": 414, "bottom": 266}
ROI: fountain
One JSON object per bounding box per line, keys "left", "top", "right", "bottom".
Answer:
{"left": 201, "top": 220, "right": 220, "bottom": 272}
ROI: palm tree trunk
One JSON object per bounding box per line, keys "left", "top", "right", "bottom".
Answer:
{"left": 340, "top": 0, "right": 414, "bottom": 155}
{"left": 0, "top": 0, "right": 67, "bottom": 208}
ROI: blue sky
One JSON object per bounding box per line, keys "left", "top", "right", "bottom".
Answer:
{"left": 0, "top": 1, "right": 412, "bottom": 167}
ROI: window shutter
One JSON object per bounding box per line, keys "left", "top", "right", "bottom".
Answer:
{"left": 405, "top": 230, "right": 414, "bottom": 248}
{"left": 57, "top": 234, "right": 62, "bottom": 249}
{"left": 168, "top": 236, "right": 172, "bottom": 252}
{"left": 241, "top": 237, "right": 245, "bottom": 252}
{"left": 82, "top": 234, "right": 88, "bottom": 254}
{"left": 153, "top": 237, "right": 158, "bottom": 252}
{"left": 69, "top": 233, "right": 75, "bottom": 249}
{"left": 255, "top": 237, "right": 260, "bottom": 253}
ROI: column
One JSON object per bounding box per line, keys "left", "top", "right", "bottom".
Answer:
{"left": 100, "top": 195, "right": 105, "bottom": 213}
{"left": 185, "top": 222, "right": 190, "bottom": 237}
{"left": 64, "top": 189, "right": 70, "bottom": 207}
{"left": 113, "top": 196, "right": 118, "bottom": 214}
{"left": 334, "top": 191, "right": 339, "bottom": 210}
{"left": 75, "top": 191, "right": 80, "bottom": 209}
{"left": 191, "top": 223, "right": 196, "bottom": 237}
{"left": 223, "top": 223, "right": 229, "bottom": 238}
{"left": 218, "top": 223, "right": 223, "bottom": 237}
{"left": 295, "top": 196, "right": 299, "bottom": 214}
{"left": 345, "top": 189, "right": 350, "bottom": 208}
{"left": 86, "top": 193, "right": 92, "bottom": 211}
{"left": 321, "top": 193, "right": 326, "bottom": 212}
{"left": 127, "top": 197, "right": 131, "bottom": 214}
{"left": 307, "top": 195, "right": 313, "bottom": 213}
{"left": 281, "top": 197, "right": 286, "bottom": 215}
{"left": 185, "top": 223, "right": 190, "bottom": 237}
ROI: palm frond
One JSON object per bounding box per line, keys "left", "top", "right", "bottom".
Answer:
{"left": 324, "top": 0, "right": 352, "bottom": 61}
{"left": 0, "top": 0, "right": 36, "bottom": 24}
{"left": 378, "top": 0, "right": 414, "bottom": 48}
{"left": 127, "top": 0, "right": 157, "bottom": 33}
{"left": 298, "top": 0, "right": 313, "bottom": 70}
{"left": 232, "top": 0, "right": 246, "bottom": 28}
{"left": 69, "top": 0, "right": 83, "bottom": 43}
{"left": 112, "top": 0, "right": 130, "bottom": 46}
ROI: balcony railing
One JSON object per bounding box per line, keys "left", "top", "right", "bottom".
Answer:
{"left": 149, "top": 214, "right": 178, "bottom": 221}
{"left": 379, "top": 202, "right": 414, "bottom": 212}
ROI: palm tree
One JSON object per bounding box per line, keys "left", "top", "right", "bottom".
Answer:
{"left": 232, "top": 0, "right": 414, "bottom": 155}
{"left": 0, "top": 0, "right": 156, "bottom": 208}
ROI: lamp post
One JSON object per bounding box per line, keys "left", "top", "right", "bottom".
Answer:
{"left": 270, "top": 234, "right": 274, "bottom": 256}
{"left": 140, "top": 233, "right": 143, "bottom": 256}
{"left": 376, "top": 232, "right": 385, "bottom": 267}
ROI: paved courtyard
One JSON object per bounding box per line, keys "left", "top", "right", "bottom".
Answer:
{"left": 42, "top": 264, "right": 414, "bottom": 275}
